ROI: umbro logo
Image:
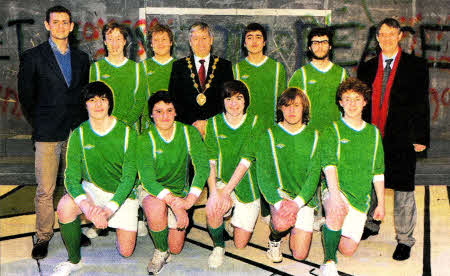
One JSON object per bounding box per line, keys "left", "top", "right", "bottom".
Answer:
{"left": 340, "top": 139, "right": 350, "bottom": 144}
{"left": 218, "top": 135, "right": 227, "bottom": 139}
{"left": 241, "top": 75, "right": 249, "bottom": 79}
{"left": 102, "top": 74, "right": 111, "bottom": 79}
{"left": 84, "top": 144, "right": 94, "bottom": 150}
{"left": 276, "top": 144, "right": 285, "bottom": 149}
{"left": 308, "top": 80, "right": 317, "bottom": 84}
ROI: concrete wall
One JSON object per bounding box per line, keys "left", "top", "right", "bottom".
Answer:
{"left": 0, "top": 0, "right": 448, "bottom": 155}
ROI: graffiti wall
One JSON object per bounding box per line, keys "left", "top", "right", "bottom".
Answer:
{"left": 0, "top": 0, "right": 448, "bottom": 155}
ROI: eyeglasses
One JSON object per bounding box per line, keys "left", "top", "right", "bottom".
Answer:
{"left": 311, "top": 40, "right": 329, "bottom": 46}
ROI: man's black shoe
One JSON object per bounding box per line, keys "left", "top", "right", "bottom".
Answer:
{"left": 393, "top": 243, "right": 411, "bottom": 261}
{"left": 31, "top": 239, "right": 49, "bottom": 260}
{"left": 80, "top": 233, "right": 91, "bottom": 247}
{"left": 361, "top": 227, "right": 378, "bottom": 240}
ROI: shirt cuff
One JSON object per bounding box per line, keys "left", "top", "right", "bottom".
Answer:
{"left": 239, "top": 158, "right": 251, "bottom": 168}
{"left": 74, "top": 194, "right": 87, "bottom": 206}
{"left": 105, "top": 201, "right": 119, "bottom": 213}
{"left": 324, "top": 165, "right": 336, "bottom": 173}
{"left": 373, "top": 174, "right": 384, "bottom": 183}
{"left": 294, "top": 196, "right": 306, "bottom": 208}
{"left": 157, "top": 188, "right": 171, "bottom": 200}
{"left": 274, "top": 200, "right": 282, "bottom": 211}
{"left": 189, "top": 187, "right": 202, "bottom": 197}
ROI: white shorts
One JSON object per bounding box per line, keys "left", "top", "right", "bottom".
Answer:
{"left": 82, "top": 181, "right": 138, "bottom": 232}
{"left": 322, "top": 189, "right": 367, "bottom": 243}
{"left": 225, "top": 192, "right": 260, "bottom": 233}
{"left": 138, "top": 186, "right": 182, "bottom": 230}
{"left": 294, "top": 205, "right": 315, "bottom": 232}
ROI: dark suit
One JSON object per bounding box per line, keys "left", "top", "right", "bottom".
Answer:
{"left": 18, "top": 41, "right": 89, "bottom": 241}
{"left": 169, "top": 55, "right": 233, "bottom": 125}
{"left": 18, "top": 41, "right": 90, "bottom": 141}
{"left": 358, "top": 51, "right": 430, "bottom": 247}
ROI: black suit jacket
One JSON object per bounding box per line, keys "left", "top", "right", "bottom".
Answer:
{"left": 18, "top": 41, "right": 90, "bottom": 142}
{"left": 169, "top": 55, "right": 233, "bottom": 125}
{"left": 357, "top": 52, "right": 430, "bottom": 190}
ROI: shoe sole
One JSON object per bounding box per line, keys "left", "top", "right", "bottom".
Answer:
{"left": 266, "top": 252, "right": 282, "bottom": 263}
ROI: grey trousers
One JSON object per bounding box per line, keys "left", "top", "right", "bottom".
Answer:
{"left": 365, "top": 188, "right": 417, "bottom": 247}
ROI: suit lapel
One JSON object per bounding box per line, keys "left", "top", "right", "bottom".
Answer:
{"left": 41, "top": 41, "right": 67, "bottom": 86}
{"left": 204, "top": 55, "right": 215, "bottom": 84}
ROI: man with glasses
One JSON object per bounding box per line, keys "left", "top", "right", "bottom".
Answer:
{"left": 289, "top": 27, "right": 347, "bottom": 132}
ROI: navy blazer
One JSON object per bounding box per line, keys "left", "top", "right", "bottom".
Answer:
{"left": 169, "top": 55, "right": 233, "bottom": 125}
{"left": 18, "top": 41, "right": 90, "bottom": 142}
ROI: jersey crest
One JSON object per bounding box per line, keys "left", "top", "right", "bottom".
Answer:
{"left": 101, "top": 74, "right": 111, "bottom": 79}
{"left": 340, "top": 138, "right": 350, "bottom": 144}
{"left": 83, "top": 144, "right": 95, "bottom": 150}
{"left": 308, "top": 79, "right": 317, "bottom": 84}
{"left": 241, "top": 74, "right": 249, "bottom": 79}
{"left": 147, "top": 70, "right": 154, "bottom": 75}
{"left": 218, "top": 134, "right": 228, "bottom": 139}
{"left": 155, "top": 149, "right": 163, "bottom": 154}
{"left": 275, "top": 143, "right": 285, "bottom": 149}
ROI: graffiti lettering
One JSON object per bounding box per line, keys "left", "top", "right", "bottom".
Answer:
{"left": 8, "top": 19, "right": 35, "bottom": 55}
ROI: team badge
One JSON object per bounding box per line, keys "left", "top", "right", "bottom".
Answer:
{"left": 218, "top": 134, "right": 227, "bottom": 139}
{"left": 241, "top": 75, "right": 249, "bottom": 79}
{"left": 147, "top": 71, "right": 154, "bottom": 75}
{"left": 340, "top": 139, "right": 350, "bottom": 144}
{"left": 102, "top": 74, "right": 111, "bottom": 79}
{"left": 156, "top": 149, "right": 163, "bottom": 154}
{"left": 308, "top": 80, "right": 317, "bottom": 84}
{"left": 84, "top": 144, "right": 95, "bottom": 150}
{"left": 276, "top": 143, "right": 285, "bottom": 149}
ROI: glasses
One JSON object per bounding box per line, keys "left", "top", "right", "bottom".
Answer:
{"left": 311, "top": 40, "right": 329, "bottom": 46}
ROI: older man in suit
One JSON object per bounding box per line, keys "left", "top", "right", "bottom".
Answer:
{"left": 357, "top": 18, "right": 430, "bottom": 261}
{"left": 169, "top": 22, "right": 233, "bottom": 137}
{"left": 18, "top": 5, "right": 90, "bottom": 260}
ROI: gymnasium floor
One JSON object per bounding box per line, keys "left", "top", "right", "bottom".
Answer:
{"left": 0, "top": 185, "right": 449, "bottom": 276}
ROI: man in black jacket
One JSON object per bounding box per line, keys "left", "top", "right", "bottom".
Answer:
{"left": 169, "top": 22, "right": 233, "bottom": 137}
{"left": 357, "top": 18, "right": 430, "bottom": 261}
{"left": 18, "top": 5, "right": 90, "bottom": 260}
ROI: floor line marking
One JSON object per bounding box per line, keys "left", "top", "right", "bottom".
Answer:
{"left": 0, "top": 185, "right": 24, "bottom": 200}
{"left": 186, "top": 237, "right": 294, "bottom": 276}
{"left": 191, "top": 224, "right": 354, "bottom": 276}
{"left": 422, "top": 186, "right": 431, "bottom": 276}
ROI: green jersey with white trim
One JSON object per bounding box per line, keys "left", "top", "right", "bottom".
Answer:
{"left": 137, "top": 121, "right": 209, "bottom": 197}
{"left": 321, "top": 119, "right": 385, "bottom": 213}
{"left": 142, "top": 57, "right": 175, "bottom": 129}
{"left": 64, "top": 119, "right": 138, "bottom": 207}
{"left": 234, "top": 57, "right": 287, "bottom": 129}
{"left": 251, "top": 123, "right": 321, "bottom": 207}
{"left": 289, "top": 62, "right": 347, "bottom": 131}
{"left": 90, "top": 58, "right": 146, "bottom": 130}
{"left": 205, "top": 113, "right": 263, "bottom": 203}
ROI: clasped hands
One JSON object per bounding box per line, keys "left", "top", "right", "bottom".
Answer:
{"left": 79, "top": 199, "right": 114, "bottom": 229}
{"left": 164, "top": 193, "right": 198, "bottom": 231}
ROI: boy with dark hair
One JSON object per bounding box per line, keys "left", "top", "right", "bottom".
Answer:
{"left": 52, "top": 81, "right": 139, "bottom": 276}
{"left": 234, "top": 23, "right": 287, "bottom": 129}
{"left": 289, "top": 27, "right": 347, "bottom": 132}
{"left": 320, "top": 78, "right": 385, "bottom": 276}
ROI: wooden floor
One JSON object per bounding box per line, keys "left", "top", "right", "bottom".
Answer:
{"left": 0, "top": 185, "right": 449, "bottom": 276}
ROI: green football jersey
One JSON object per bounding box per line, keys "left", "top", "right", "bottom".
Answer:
{"left": 234, "top": 57, "right": 287, "bottom": 129}
{"left": 137, "top": 121, "right": 209, "bottom": 198}
{"left": 321, "top": 119, "right": 385, "bottom": 213}
{"left": 248, "top": 123, "right": 321, "bottom": 207}
{"left": 64, "top": 119, "right": 138, "bottom": 209}
{"left": 90, "top": 58, "right": 146, "bottom": 130}
{"left": 205, "top": 113, "right": 263, "bottom": 203}
{"left": 142, "top": 57, "right": 175, "bottom": 129}
{"left": 289, "top": 62, "right": 347, "bottom": 132}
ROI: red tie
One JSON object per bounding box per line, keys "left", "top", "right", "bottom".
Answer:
{"left": 199, "top": 59, "right": 206, "bottom": 89}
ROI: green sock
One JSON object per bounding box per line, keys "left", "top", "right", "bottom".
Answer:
{"left": 208, "top": 224, "right": 225, "bottom": 248}
{"left": 322, "top": 224, "right": 342, "bottom": 263}
{"left": 59, "top": 217, "right": 81, "bottom": 264}
{"left": 150, "top": 227, "right": 169, "bottom": 252}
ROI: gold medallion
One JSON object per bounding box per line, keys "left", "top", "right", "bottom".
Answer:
{"left": 196, "top": 93, "right": 207, "bottom": 106}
